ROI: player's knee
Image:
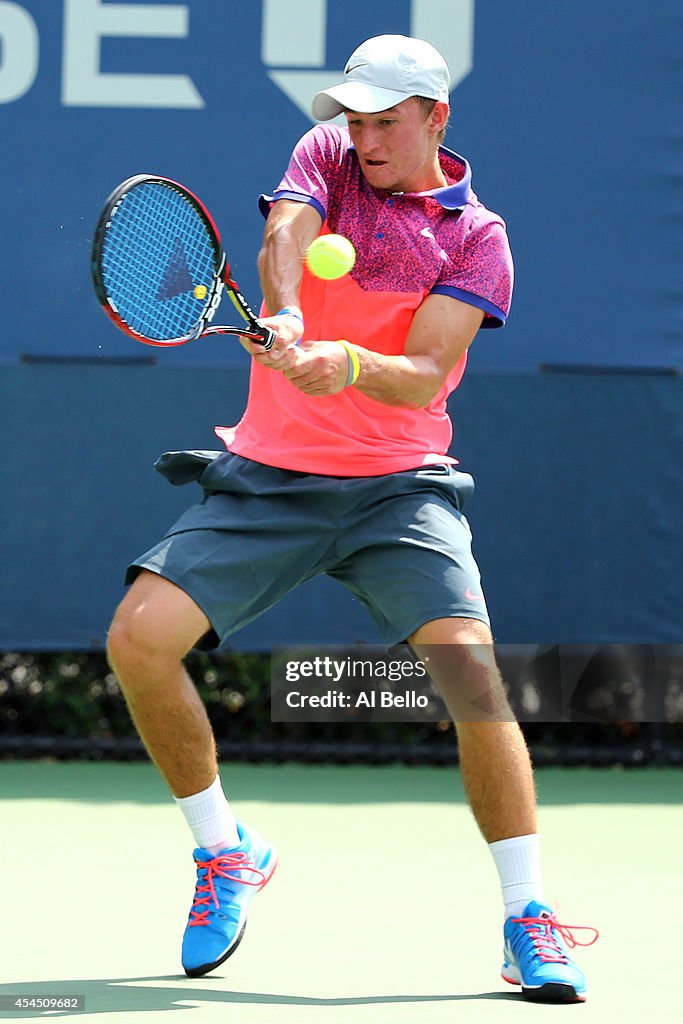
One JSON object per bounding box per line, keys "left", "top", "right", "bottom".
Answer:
{"left": 413, "top": 624, "right": 511, "bottom": 722}
{"left": 106, "top": 607, "right": 141, "bottom": 679}
{"left": 108, "top": 572, "right": 210, "bottom": 685}
{"left": 106, "top": 594, "right": 170, "bottom": 679}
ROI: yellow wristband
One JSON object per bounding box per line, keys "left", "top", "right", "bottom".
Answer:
{"left": 336, "top": 339, "right": 361, "bottom": 387}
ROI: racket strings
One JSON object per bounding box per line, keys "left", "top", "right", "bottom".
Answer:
{"left": 100, "top": 183, "right": 219, "bottom": 341}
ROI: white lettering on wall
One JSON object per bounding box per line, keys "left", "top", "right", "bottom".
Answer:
{"left": 62, "top": 0, "right": 204, "bottom": 108}
{"left": 0, "top": 1, "right": 39, "bottom": 103}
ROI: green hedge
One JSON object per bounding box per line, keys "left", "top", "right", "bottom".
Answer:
{"left": 0, "top": 651, "right": 457, "bottom": 758}
{"left": 1, "top": 651, "right": 680, "bottom": 766}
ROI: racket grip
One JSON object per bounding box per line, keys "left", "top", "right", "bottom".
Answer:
{"left": 256, "top": 325, "right": 276, "bottom": 351}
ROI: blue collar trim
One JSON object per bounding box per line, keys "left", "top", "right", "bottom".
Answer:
{"left": 432, "top": 146, "right": 472, "bottom": 210}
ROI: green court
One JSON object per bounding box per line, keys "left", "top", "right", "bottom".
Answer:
{"left": 0, "top": 763, "right": 679, "bottom": 1022}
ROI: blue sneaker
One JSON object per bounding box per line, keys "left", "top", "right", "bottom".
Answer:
{"left": 182, "top": 821, "right": 278, "bottom": 977}
{"left": 501, "top": 900, "right": 598, "bottom": 1003}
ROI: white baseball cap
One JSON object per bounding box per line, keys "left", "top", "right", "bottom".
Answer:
{"left": 311, "top": 35, "right": 451, "bottom": 121}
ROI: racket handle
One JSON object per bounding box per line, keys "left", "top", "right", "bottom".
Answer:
{"left": 204, "top": 324, "right": 275, "bottom": 349}
{"left": 255, "top": 325, "right": 275, "bottom": 351}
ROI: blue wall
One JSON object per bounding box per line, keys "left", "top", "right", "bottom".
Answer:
{"left": 1, "top": 1, "right": 681, "bottom": 648}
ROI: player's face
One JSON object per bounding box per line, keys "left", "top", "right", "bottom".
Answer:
{"left": 344, "top": 98, "right": 447, "bottom": 193}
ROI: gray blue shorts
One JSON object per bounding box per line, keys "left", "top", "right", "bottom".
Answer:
{"left": 127, "top": 452, "right": 490, "bottom": 650}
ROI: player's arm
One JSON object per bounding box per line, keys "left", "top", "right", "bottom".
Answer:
{"left": 259, "top": 199, "right": 322, "bottom": 314}
{"left": 352, "top": 294, "right": 485, "bottom": 407}
{"left": 284, "top": 293, "right": 485, "bottom": 406}
{"left": 241, "top": 200, "right": 323, "bottom": 368}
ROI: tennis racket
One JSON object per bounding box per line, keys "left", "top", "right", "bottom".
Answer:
{"left": 91, "top": 174, "right": 275, "bottom": 350}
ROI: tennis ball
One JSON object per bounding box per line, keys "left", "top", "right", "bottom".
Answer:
{"left": 305, "top": 234, "right": 356, "bottom": 280}
{"left": 193, "top": 284, "right": 208, "bottom": 300}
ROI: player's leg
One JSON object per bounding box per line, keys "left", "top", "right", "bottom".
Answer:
{"left": 107, "top": 454, "right": 353, "bottom": 976}
{"left": 107, "top": 569, "right": 217, "bottom": 796}
{"left": 330, "top": 466, "right": 597, "bottom": 1002}
{"left": 408, "top": 615, "right": 537, "bottom": 842}
{"left": 109, "top": 453, "right": 335, "bottom": 797}
{"left": 107, "top": 566, "right": 277, "bottom": 977}
{"left": 411, "top": 618, "right": 598, "bottom": 1001}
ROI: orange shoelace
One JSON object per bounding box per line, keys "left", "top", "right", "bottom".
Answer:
{"left": 511, "top": 911, "right": 599, "bottom": 964}
{"left": 189, "top": 852, "right": 268, "bottom": 928}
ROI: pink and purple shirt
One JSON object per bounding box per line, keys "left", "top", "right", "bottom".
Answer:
{"left": 217, "top": 124, "right": 513, "bottom": 476}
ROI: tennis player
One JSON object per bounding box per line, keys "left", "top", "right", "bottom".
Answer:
{"left": 107, "top": 34, "right": 597, "bottom": 1001}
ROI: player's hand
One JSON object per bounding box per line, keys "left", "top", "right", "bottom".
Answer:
{"left": 282, "top": 340, "right": 350, "bottom": 395}
{"left": 239, "top": 312, "right": 303, "bottom": 370}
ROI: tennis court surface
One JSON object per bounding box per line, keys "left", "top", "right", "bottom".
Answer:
{"left": 1, "top": 762, "right": 679, "bottom": 1023}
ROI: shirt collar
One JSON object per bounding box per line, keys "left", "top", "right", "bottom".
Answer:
{"left": 432, "top": 146, "right": 472, "bottom": 210}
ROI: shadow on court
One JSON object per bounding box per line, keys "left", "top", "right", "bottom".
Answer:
{"left": 0, "top": 977, "right": 520, "bottom": 1018}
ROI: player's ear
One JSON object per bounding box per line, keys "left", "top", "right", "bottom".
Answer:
{"left": 430, "top": 101, "right": 450, "bottom": 137}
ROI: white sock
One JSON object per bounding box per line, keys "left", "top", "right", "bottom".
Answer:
{"left": 174, "top": 776, "right": 241, "bottom": 854}
{"left": 488, "top": 833, "right": 544, "bottom": 920}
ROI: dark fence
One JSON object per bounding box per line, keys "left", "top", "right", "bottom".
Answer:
{"left": 1, "top": 648, "right": 681, "bottom": 767}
